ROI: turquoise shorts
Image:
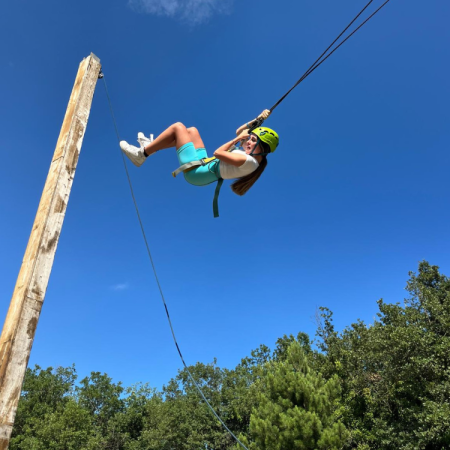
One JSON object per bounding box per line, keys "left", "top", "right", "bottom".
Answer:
{"left": 177, "top": 142, "right": 220, "bottom": 187}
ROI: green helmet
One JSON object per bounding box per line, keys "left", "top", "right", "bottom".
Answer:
{"left": 251, "top": 127, "right": 279, "bottom": 153}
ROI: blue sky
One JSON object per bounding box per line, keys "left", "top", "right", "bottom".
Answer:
{"left": 1, "top": 0, "right": 449, "bottom": 390}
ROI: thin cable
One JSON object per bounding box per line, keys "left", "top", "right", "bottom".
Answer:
{"left": 300, "top": 0, "right": 392, "bottom": 84}
{"left": 269, "top": 0, "right": 391, "bottom": 112}
{"left": 101, "top": 76, "right": 250, "bottom": 450}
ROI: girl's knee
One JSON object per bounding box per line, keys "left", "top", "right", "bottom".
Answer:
{"left": 187, "top": 127, "right": 199, "bottom": 136}
{"left": 173, "top": 122, "right": 187, "bottom": 132}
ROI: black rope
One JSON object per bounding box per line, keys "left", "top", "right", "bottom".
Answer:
{"left": 101, "top": 75, "right": 250, "bottom": 450}
{"left": 270, "top": 0, "right": 392, "bottom": 113}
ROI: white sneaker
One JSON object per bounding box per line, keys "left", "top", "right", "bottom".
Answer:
{"left": 120, "top": 140, "right": 146, "bottom": 167}
{"left": 137, "top": 132, "right": 154, "bottom": 149}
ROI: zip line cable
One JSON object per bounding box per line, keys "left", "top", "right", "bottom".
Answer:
{"left": 252, "top": 0, "right": 391, "bottom": 130}
{"left": 291, "top": 0, "right": 392, "bottom": 100}
{"left": 101, "top": 0, "right": 392, "bottom": 446}
{"left": 101, "top": 77, "right": 250, "bottom": 450}
{"left": 270, "top": 0, "right": 376, "bottom": 112}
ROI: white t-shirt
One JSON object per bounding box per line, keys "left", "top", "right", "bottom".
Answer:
{"left": 219, "top": 149, "right": 259, "bottom": 180}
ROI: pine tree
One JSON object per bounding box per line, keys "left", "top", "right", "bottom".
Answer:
{"left": 242, "top": 341, "right": 347, "bottom": 450}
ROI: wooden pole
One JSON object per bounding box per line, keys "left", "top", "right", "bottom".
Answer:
{"left": 0, "top": 53, "right": 102, "bottom": 450}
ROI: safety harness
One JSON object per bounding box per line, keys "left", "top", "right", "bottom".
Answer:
{"left": 172, "top": 156, "right": 223, "bottom": 218}
{"left": 172, "top": 136, "right": 272, "bottom": 218}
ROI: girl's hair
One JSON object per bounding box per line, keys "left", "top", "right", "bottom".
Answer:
{"left": 231, "top": 141, "right": 270, "bottom": 196}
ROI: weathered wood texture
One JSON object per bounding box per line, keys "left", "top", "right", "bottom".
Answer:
{"left": 0, "top": 53, "right": 101, "bottom": 450}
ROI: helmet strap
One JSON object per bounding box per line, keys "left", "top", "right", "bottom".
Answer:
{"left": 250, "top": 137, "right": 270, "bottom": 156}
{"left": 250, "top": 137, "right": 261, "bottom": 156}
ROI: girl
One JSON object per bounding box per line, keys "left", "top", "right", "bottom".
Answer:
{"left": 119, "top": 110, "right": 279, "bottom": 214}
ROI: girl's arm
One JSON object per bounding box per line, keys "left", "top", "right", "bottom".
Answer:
{"left": 235, "top": 109, "right": 271, "bottom": 136}
{"left": 213, "top": 137, "right": 247, "bottom": 167}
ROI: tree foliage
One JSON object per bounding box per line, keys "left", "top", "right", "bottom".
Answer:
{"left": 241, "top": 341, "right": 347, "bottom": 450}
{"left": 316, "top": 261, "right": 450, "bottom": 449}
{"left": 10, "top": 262, "right": 450, "bottom": 450}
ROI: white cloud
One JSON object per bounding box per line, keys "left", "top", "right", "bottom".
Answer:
{"left": 111, "top": 283, "right": 129, "bottom": 291}
{"left": 128, "top": 0, "right": 233, "bottom": 25}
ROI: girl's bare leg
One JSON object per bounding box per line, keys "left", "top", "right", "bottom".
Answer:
{"left": 186, "top": 127, "right": 206, "bottom": 149}
{"left": 144, "top": 122, "right": 192, "bottom": 156}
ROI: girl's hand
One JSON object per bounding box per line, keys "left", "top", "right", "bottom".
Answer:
{"left": 236, "top": 109, "right": 270, "bottom": 137}
{"left": 232, "top": 134, "right": 246, "bottom": 146}
{"left": 257, "top": 109, "right": 271, "bottom": 120}
{"left": 236, "top": 130, "right": 249, "bottom": 140}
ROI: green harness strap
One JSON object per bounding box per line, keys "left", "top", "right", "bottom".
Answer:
{"left": 213, "top": 178, "right": 224, "bottom": 218}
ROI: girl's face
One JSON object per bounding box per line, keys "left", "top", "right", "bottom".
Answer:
{"left": 243, "top": 134, "right": 260, "bottom": 155}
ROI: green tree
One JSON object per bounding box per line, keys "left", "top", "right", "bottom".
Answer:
{"left": 240, "top": 341, "right": 347, "bottom": 450}
{"left": 10, "top": 365, "right": 98, "bottom": 450}
{"left": 220, "top": 344, "right": 272, "bottom": 439}
{"left": 26, "top": 399, "right": 96, "bottom": 450}
{"left": 76, "top": 371, "right": 124, "bottom": 428}
{"left": 273, "top": 332, "right": 313, "bottom": 362}
{"left": 317, "top": 261, "right": 450, "bottom": 449}
{"left": 104, "top": 383, "right": 160, "bottom": 450}
{"left": 75, "top": 371, "right": 127, "bottom": 449}
{"left": 139, "top": 360, "right": 232, "bottom": 450}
